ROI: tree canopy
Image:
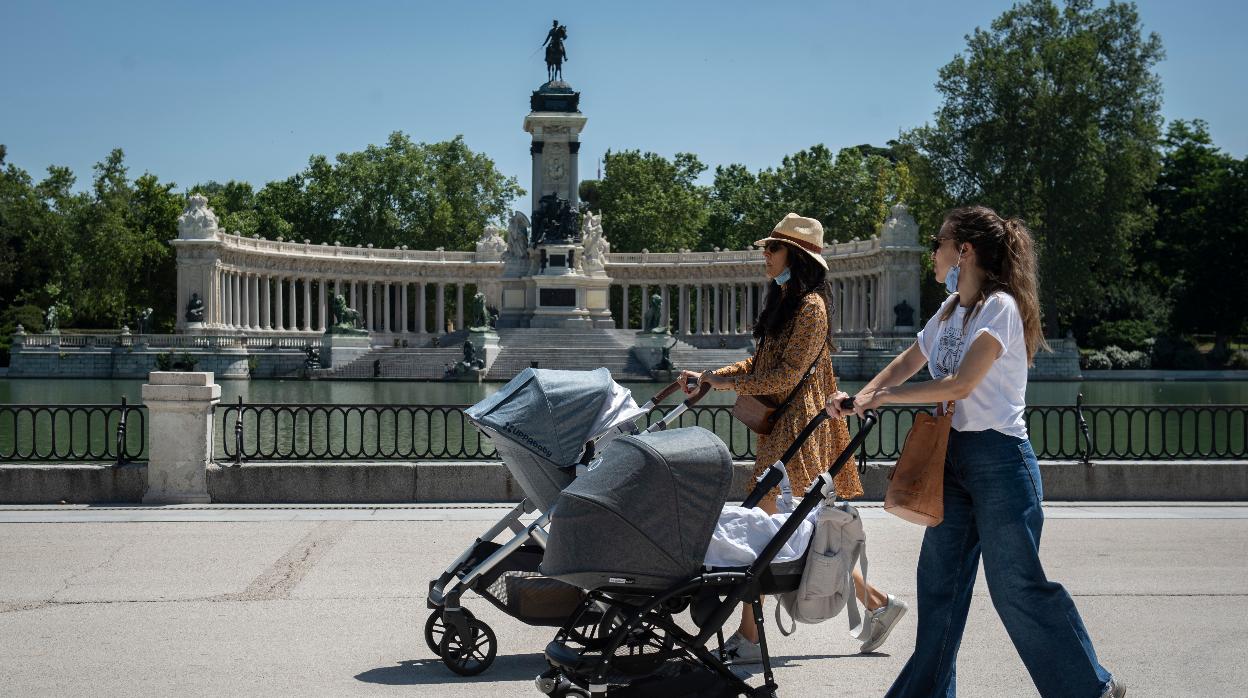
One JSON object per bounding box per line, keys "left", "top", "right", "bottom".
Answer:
{"left": 904, "top": 0, "right": 1165, "bottom": 334}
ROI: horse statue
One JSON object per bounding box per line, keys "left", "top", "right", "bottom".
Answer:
{"left": 543, "top": 20, "right": 568, "bottom": 82}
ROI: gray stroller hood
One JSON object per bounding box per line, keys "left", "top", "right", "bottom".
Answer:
{"left": 465, "top": 367, "right": 644, "bottom": 512}
{"left": 540, "top": 426, "right": 734, "bottom": 591}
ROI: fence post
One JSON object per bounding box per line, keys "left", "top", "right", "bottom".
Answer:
{"left": 141, "top": 371, "right": 220, "bottom": 503}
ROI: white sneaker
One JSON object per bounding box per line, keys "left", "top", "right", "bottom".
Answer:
{"left": 857, "top": 595, "right": 909, "bottom": 654}
{"left": 721, "top": 631, "right": 762, "bottom": 665}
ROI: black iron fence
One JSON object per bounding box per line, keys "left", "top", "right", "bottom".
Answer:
{"left": 0, "top": 398, "right": 147, "bottom": 464}
{"left": 2, "top": 396, "right": 1241, "bottom": 466}
{"left": 214, "top": 396, "right": 1247, "bottom": 465}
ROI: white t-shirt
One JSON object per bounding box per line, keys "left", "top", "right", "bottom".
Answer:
{"left": 916, "top": 292, "right": 1028, "bottom": 438}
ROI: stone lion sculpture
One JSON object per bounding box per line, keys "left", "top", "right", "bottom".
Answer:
{"left": 328, "top": 294, "right": 364, "bottom": 334}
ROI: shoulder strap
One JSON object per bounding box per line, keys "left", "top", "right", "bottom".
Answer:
{"left": 768, "top": 340, "right": 830, "bottom": 424}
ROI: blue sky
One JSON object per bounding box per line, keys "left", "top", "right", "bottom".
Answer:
{"left": 2, "top": 0, "right": 1244, "bottom": 196}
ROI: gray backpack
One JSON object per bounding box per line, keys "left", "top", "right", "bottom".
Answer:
{"left": 774, "top": 500, "right": 868, "bottom": 637}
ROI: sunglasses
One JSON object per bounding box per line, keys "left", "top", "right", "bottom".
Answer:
{"left": 929, "top": 234, "right": 953, "bottom": 253}
{"left": 763, "top": 241, "right": 787, "bottom": 254}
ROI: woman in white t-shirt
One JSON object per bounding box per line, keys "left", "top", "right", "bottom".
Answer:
{"left": 826, "top": 206, "right": 1124, "bottom": 698}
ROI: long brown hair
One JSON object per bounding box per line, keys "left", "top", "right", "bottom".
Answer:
{"left": 939, "top": 206, "right": 1049, "bottom": 364}
{"left": 754, "top": 242, "right": 835, "bottom": 349}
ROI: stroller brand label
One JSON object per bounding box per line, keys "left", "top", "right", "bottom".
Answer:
{"left": 608, "top": 577, "right": 635, "bottom": 585}
{"left": 500, "top": 421, "right": 552, "bottom": 458}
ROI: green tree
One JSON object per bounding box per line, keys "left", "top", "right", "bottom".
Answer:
{"left": 598, "top": 150, "right": 708, "bottom": 252}
{"left": 251, "top": 133, "right": 521, "bottom": 250}
{"left": 905, "top": 0, "right": 1164, "bottom": 335}
{"left": 1150, "top": 120, "right": 1248, "bottom": 340}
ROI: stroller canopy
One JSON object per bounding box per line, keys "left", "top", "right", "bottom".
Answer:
{"left": 465, "top": 368, "right": 646, "bottom": 512}
{"left": 541, "top": 427, "right": 734, "bottom": 591}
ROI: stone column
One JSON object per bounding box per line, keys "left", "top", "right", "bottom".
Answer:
{"left": 729, "top": 285, "right": 738, "bottom": 334}
{"left": 260, "top": 277, "right": 270, "bottom": 330}
{"left": 274, "top": 278, "right": 285, "bottom": 331}
{"left": 221, "top": 272, "right": 232, "bottom": 328}
{"left": 398, "top": 283, "right": 407, "bottom": 333}
{"left": 695, "top": 285, "right": 705, "bottom": 334}
{"left": 362, "top": 281, "right": 372, "bottom": 332}
{"left": 746, "top": 284, "right": 754, "bottom": 331}
{"left": 435, "top": 283, "right": 446, "bottom": 334}
{"left": 302, "top": 277, "right": 312, "bottom": 331}
{"left": 242, "top": 273, "right": 252, "bottom": 329}
{"left": 620, "top": 283, "right": 629, "bottom": 329}
{"left": 381, "top": 282, "right": 390, "bottom": 333}
{"left": 417, "top": 283, "right": 427, "bottom": 333}
{"left": 288, "top": 278, "right": 298, "bottom": 331}
{"left": 455, "top": 284, "right": 464, "bottom": 332}
{"left": 251, "top": 275, "right": 260, "bottom": 329}
{"left": 318, "top": 280, "right": 327, "bottom": 332}
{"left": 141, "top": 372, "right": 219, "bottom": 504}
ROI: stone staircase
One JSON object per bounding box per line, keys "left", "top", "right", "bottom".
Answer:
{"left": 314, "top": 329, "right": 755, "bottom": 381}
{"left": 319, "top": 332, "right": 469, "bottom": 379}
{"left": 486, "top": 328, "right": 649, "bottom": 380}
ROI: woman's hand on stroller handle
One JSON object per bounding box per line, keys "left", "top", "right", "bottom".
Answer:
{"left": 825, "top": 391, "right": 855, "bottom": 418}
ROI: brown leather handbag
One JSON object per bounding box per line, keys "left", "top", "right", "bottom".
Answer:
{"left": 884, "top": 401, "right": 955, "bottom": 526}
{"left": 732, "top": 341, "right": 827, "bottom": 436}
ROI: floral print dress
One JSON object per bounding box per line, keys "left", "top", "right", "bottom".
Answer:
{"left": 712, "top": 292, "right": 863, "bottom": 506}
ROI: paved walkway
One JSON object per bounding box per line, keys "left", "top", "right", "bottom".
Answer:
{"left": 1, "top": 503, "right": 1245, "bottom": 696}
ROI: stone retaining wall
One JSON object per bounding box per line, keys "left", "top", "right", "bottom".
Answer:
{"left": 3, "top": 459, "right": 1244, "bottom": 504}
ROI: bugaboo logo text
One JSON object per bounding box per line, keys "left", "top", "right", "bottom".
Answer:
{"left": 501, "top": 421, "right": 552, "bottom": 458}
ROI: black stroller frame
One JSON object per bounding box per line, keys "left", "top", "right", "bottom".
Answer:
{"left": 538, "top": 401, "right": 877, "bottom": 697}
{"left": 425, "top": 380, "right": 711, "bottom": 676}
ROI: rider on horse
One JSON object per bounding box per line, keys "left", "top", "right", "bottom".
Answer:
{"left": 543, "top": 19, "right": 568, "bottom": 82}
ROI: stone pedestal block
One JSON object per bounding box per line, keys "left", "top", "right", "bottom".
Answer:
{"left": 467, "top": 330, "right": 500, "bottom": 372}
{"left": 631, "top": 332, "right": 675, "bottom": 372}
{"left": 141, "top": 371, "right": 220, "bottom": 504}
{"left": 322, "top": 335, "right": 371, "bottom": 369}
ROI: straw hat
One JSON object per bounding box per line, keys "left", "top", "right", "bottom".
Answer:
{"left": 754, "top": 213, "right": 828, "bottom": 270}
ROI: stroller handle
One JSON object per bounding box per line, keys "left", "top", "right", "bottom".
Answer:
{"left": 741, "top": 399, "right": 876, "bottom": 509}
{"left": 644, "top": 380, "right": 685, "bottom": 415}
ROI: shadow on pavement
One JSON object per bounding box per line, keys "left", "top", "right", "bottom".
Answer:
{"left": 355, "top": 653, "right": 547, "bottom": 685}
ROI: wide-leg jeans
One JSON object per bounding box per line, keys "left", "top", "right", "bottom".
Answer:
{"left": 885, "top": 428, "right": 1113, "bottom": 698}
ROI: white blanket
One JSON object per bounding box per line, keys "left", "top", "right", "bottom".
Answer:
{"left": 703, "top": 505, "right": 818, "bottom": 567}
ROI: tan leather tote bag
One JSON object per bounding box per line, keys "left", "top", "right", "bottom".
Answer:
{"left": 884, "top": 401, "right": 955, "bottom": 526}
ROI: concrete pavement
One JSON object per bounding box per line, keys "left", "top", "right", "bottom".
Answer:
{"left": 1, "top": 503, "right": 1245, "bottom": 697}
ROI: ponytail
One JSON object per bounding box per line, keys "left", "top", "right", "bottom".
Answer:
{"left": 1001, "top": 218, "right": 1049, "bottom": 364}
{"left": 940, "top": 206, "right": 1050, "bottom": 365}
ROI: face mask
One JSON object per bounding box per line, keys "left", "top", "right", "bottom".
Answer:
{"left": 774, "top": 267, "right": 791, "bottom": 286}
{"left": 944, "top": 262, "right": 960, "bottom": 293}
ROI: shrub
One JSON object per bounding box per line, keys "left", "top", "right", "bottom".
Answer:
{"left": 1082, "top": 351, "right": 1112, "bottom": 370}
{"left": 1087, "top": 319, "right": 1157, "bottom": 351}
{"left": 1104, "top": 345, "right": 1150, "bottom": 370}
{"left": 1227, "top": 350, "right": 1248, "bottom": 370}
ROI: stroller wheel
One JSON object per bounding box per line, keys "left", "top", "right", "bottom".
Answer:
{"left": 438, "top": 616, "right": 497, "bottom": 676}
{"left": 424, "top": 607, "right": 475, "bottom": 656}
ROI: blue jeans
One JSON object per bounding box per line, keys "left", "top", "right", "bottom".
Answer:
{"left": 885, "top": 428, "right": 1113, "bottom": 698}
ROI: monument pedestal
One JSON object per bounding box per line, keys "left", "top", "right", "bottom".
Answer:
{"left": 322, "top": 334, "right": 371, "bottom": 369}
{"left": 631, "top": 332, "right": 674, "bottom": 373}
{"left": 468, "top": 329, "right": 500, "bottom": 372}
